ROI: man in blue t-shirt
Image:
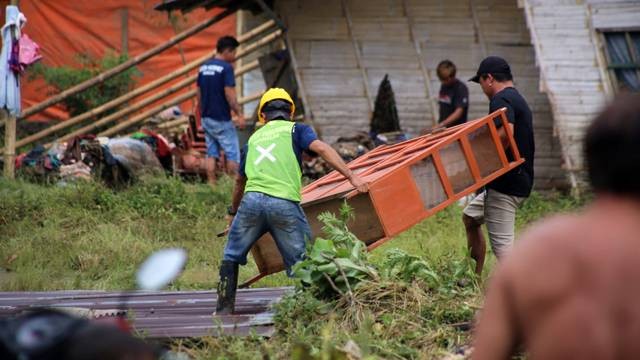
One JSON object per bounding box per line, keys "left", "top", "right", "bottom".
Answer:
{"left": 197, "top": 36, "right": 245, "bottom": 185}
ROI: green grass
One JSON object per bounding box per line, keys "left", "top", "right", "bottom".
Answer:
{"left": 0, "top": 178, "right": 588, "bottom": 358}
{"left": 0, "top": 176, "right": 295, "bottom": 291}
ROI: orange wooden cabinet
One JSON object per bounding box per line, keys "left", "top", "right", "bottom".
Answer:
{"left": 243, "top": 108, "right": 523, "bottom": 286}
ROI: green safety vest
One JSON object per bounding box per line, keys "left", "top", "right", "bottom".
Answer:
{"left": 245, "top": 120, "right": 302, "bottom": 202}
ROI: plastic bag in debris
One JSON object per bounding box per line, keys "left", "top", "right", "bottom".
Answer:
{"left": 106, "top": 138, "right": 164, "bottom": 178}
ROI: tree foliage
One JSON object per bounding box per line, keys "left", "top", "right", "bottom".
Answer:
{"left": 31, "top": 52, "right": 140, "bottom": 116}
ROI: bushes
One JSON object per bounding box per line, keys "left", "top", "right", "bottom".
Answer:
{"left": 31, "top": 52, "right": 140, "bottom": 116}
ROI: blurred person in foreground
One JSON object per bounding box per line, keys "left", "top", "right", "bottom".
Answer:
{"left": 473, "top": 93, "right": 640, "bottom": 360}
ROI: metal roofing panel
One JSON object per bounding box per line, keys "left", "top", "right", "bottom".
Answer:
{"left": 0, "top": 287, "right": 292, "bottom": 339}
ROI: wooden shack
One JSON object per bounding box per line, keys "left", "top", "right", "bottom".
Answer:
{"left": 259, "top": 0, "right": 568, "bottom": 189}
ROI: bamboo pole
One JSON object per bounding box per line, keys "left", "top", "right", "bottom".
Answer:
{"left": 50, "top": 30, "right": 281, "bottom": 144}
{"left": 2, "top": 110, "right": 16, "bottom": 179}
{"left": 238, "top": 91, "right": 263, "bottom": 106}
{"left": 156, "top": 116, "right": 189, "bottom": 130}
{"left": 99, "top": 91, "right": 197, "bottom": 137}
{"left": 236, "top": 10, "right": 245, "bottom": 108}
{"left": 98, "top": 90, "right": 264, "bottom": 138}
{"left": 53, "top": 59, "right": 261, "bottom": 145}
{"left": 13, "top": 20, "right": 276, "bottom": 149}
{"left": 3, "top": 0, "right": 18, "bottom": 178}
{"left": 19, "top": 6, "right": 238, "bottom": 120}
{"left": 16, "top": 52, "right": 214, "bottom": 148}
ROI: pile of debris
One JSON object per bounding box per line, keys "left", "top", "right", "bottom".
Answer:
{"left": 302, "top": 74, "right": 407, "bottom": 179}
{"left": 16, "top": 130, "right": 171, "bottom": 187}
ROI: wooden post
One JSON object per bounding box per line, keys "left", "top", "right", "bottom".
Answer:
{"left": 3, "top": 110, "right": 16, "bottom": 179}
{"left": 120, "top": 8, "right": 129, "bottom": 55}
{"left": 19, "top": 6, "right": 238, "bottom": 120}
{"left": 586, "top": 4, "right": 614, "bottom": 99}
{"left": 3, "top": 0, "right": 19, "bottom": 178}
{"left": 284, "top": 33, "right": 313, "bottom": 123}
{"left": 7, "top": 21, "right": 277, "bottom": 150}
{"left": 253, "top": 0, "right": 287, "bottom": 31}
{"left": 236, "top": 10, "right": 245, "bottom": 114}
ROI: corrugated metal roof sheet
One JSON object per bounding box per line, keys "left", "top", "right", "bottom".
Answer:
{"left": 0, "top": 287, "right": 292, "bottom": 339}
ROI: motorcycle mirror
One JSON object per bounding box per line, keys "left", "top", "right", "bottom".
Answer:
{"left": 136, "top": 248, "right": 187, "bottom": 291}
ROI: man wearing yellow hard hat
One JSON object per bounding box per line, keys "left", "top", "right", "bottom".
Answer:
{"left": 215, "top": 88, "right": 368, "bottom": 314}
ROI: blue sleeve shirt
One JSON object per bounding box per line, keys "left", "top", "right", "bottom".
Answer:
{"left": 240, "top": 123, "right": 318, "bottom": 177}
{"left": 197, "top": 58, "right": 235, "bottom": 121}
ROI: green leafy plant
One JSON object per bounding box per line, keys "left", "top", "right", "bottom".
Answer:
{"left": 293, "top": 204, "right": 378, "bottom": 299}
{"left": 380, "top": 248, "right": 441, "bottom": 287}
{"left": 31, "top": 51, "right": 140, "bottom": 116}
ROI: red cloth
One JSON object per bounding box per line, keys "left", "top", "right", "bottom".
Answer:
{"left": 142, "top": 129, "right": 171, "bottom": 157}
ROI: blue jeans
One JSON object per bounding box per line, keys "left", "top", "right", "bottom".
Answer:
{"left": 223, "top": 192, "right": 312, "bottom": 276}
{"left": 201, "top": 117, "right": 240, "bottom": 162}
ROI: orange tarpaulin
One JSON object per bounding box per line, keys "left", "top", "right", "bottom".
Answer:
{"left": 0, "top": 1, "right": 235, "bottom": 121}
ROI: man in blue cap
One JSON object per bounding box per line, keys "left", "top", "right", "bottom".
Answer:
{"left": 463, "top": 56, "right": 535, "bottom": 275}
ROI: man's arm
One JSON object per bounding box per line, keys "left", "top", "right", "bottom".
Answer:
{"left": 435, "top": 107, "right": 465, "bottom": 129}
{"left": 308, "top": 140, "right": 368, "bottom": 193}
{"left": 473, "top": 267, "right": 519, "bottom": 360}
{"left": 224, "top": 86, "right": 245, "bottom": 129}
{"left": 196, "top": 87, "right": 201, "bottom": 113}
{"left": 498, "top": 122, "right": 515, "bottom": 147}
{"left": 491, "top": 99, "right": 515, "bottom": 148}
{"left": 230, "top": 174, "right": 247, "bottom": 214}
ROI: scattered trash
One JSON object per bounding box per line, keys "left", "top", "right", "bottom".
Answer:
{"left": 16, "top": 133, "right": 170, "bottom": 187}
{"left": 107, "top": 138, "right": 165, "bottom": 179}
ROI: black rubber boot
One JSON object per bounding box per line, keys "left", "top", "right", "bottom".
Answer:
{"left": 215, "top": 260, "right": 239, "bottom": 315}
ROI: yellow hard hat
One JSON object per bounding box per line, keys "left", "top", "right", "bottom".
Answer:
{"left": 257, "top": 88, "right": 295, "bottom": 124}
